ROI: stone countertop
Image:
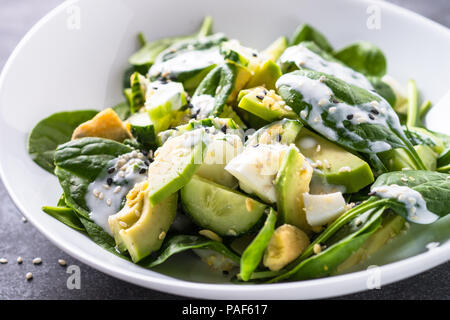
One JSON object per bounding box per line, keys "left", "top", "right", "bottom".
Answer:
{"left": 0, "top": 0, "right": 448, "bottom": 300}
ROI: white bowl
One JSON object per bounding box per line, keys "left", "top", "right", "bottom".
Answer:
{"left": 0, "top": 0, "right": 449, "bottom": 299}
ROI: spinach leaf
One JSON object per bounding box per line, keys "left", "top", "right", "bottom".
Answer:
{"left": 290, "top": 24, "right": 333, "bottom": 52}
{"left": 240, "top": 208, "right": 277, "bottom": 281}
{"left": 334, "top": 42, "right": 387, "bottom": 78}
{"left": 54, "top": 137, "right": 133, "bottom": 218}
{"left": 42, "top": 205, "right": 86, "bottom": 232}
{"left": 277, "top": 69, "right": 426, "bottom": 170}
{"left": 78, "top": 215, "right": 131, "bottom": 260}
{"left": 192, "top": 61, "right": 244, "bottom": 117}
{"left": 141, "top": 235, "right": 240, "bottom": 268}
{"left": 111, "top": 101, "right": 131, "bottom": 121}
{"left": 28, "top": 110, "right": 98, "bottom": 173}
{"left": 148, "top": 33, "right": 227, "bottom": 86}
{"left": 128, "top": 16, "right": 214, "bottom": 68}
{"left": 368, "top": 76, "right": 396, "bottom": 107}
{"left": 371, "top": 170, "right": 450, "bottom": 221}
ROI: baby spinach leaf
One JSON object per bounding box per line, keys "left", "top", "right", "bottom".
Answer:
{"left": 240, "top": 208, "right": 277, "bottom": 281}
{"left": 54, "top": 137, "right": 133, "bottom": 218}
{"left": 372, "top": 170, "right": 450, "bottom": 220}
{"left": 42, "top": 205, "right": 86, "bottom": 232}
{"left": 290, "top": 24, "right": 333, "bottom": 52}
{"left": 334, "top": 42, "right": 387, "bottom": 78}
{"left": 141, "top": 235, "right": 240, "bottom": 268}
{"left": 368, "top": 76, "right": 396, "bottom": 107}
{"left": 277, "top": 69, "right": 426, "bottom": 170}
{"left": 192, "top": 61, "right": 242, "bottom": 117}
{"left": 128, "top": 16, "right": 214, "bottom": 68}
{"left": 111, "top": 101, "right": 131, "bottom": 121}
{"left": 28, "top": 110, "right": 99, "bottom": 173}
{"left": 148, "top": 33, "right": 227, "bottom": 86}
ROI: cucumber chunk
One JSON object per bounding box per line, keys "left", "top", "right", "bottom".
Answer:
{"left": 128, "top": 112, "right": 157, "bottom": 150}
{"left": 181, "top": 175, "right": 268, "bottom": 236}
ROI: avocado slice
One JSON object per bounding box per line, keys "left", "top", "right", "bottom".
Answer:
{"left": 379, "top": 145, "right": 437, "bottom": 171}
{"left": 337, "top": 214, "right": 405, "bottom": 273}
{"left": 295, "top": 128, "right": 374, "bottom": 193}
{"left": 147, "top": 129, "right": 207, "bottom": 205}
{"left": 246, "top": 119, "right": 303, "bottom": 146}
{"left": 275, "top": 146, "right": 313, "bottom": 233}
{"left": 262, "top": 36, "right": 288, "bottom": 62}
{"left": 238, "top": 87, "right": 298, "bottom": 122}
{"left": 245, "top": 60, "right": 282, "bottom": 90}
{"left": 181, "top": 175, "right": 268, "bottom": 236}
{"left": 119, "top": 193, "right": 178, "bottom": 262}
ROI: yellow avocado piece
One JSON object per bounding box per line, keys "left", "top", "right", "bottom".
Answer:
{"left": 72, "top": 108, "right": 132, "bottom": 142}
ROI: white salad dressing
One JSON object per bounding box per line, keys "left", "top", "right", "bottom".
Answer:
{"left": 276, "top": 73, "right": 400, "bottom": 153}
{"left": 279, "top": 44, "right": 373, "bottom": 90}
{"left": 86, "top": 152, "right": 149, "bottom": 235}
{"left": 371, "top": 184, "right": 439, "bottom": 224}
{"left": 149, "top": 47, "right": 223, "bottom": 79}
{"left": 191, "top": 94, "right": 216, "bottom": 119}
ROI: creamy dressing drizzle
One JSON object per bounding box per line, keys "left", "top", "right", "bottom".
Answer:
{"left": 86, "top": 152, "right": 148, "bottom": 235}
{"left": 191, "top": 94, "right": 216, "bottom": 119}
{"left": 279, "top": 44, "right": 373, "bottom": 90}
{"left": 149, "top": 47, "right": 223, "bottom": 79}
{"left": 371, "top": 184, "right": 439, "bottom": 224}
{"left": 276, "top": 73, "right": 400, "bottom": 153}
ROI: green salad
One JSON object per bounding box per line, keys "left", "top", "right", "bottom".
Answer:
{"left": 28, "top": 17, "right": 450, "bottom": 283}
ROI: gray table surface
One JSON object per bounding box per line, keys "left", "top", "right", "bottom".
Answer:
{"left": 0, "top": 0, "right": 448, "bottom": 300}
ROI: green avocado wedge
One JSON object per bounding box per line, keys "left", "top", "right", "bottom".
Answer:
{"left": 295, "top": 128, "right": 374, "bottom": 193}
{"left": 147, "top": 129, "right": 207, "bottom": 205}
{"left": 180, "top": 175, "right": 268, "bottom": 236}
{"left": 119, "top": 193, "right": 178, "bottom": 263}
{"left": 275, "top": 146, "right": 313, "bottom": 234}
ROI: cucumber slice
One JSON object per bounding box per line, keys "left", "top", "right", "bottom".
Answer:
{"left": 128, "top": 112, "right": 157, "bottom": 150}
{"left": 145, "top": 81, "right": 187, "bottom": 132}
{"left": 181, "top": 175, "right": 268, "bottom": 236}
{"left": 147, "top": 129, "right": 207, "bottom": 205}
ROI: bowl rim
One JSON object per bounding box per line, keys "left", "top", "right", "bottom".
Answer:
{"left": 0, "top": 0, "right": 449, "bottom": 299}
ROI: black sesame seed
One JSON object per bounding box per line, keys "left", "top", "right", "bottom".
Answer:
{"left": 139, "top": 168, "right": 147, "bottom": 174}
{"left": 332, "top": 98, "right": 339, "bottom": 104}
{"left": 346, "top": 114, "right": 354, "bottom": 120}
{"left": 106, "top": 178, "right": 113, "bottom": 186}
{"left": 222, "top": 270, "right": 229, "bottom": 275}
{"left": 276, "top": 133, "right": 282, "bottom": 142}
{"left": 368, "top": 114, "right": 375, "bottom": 120}
{"left": 169, "top": 75, "right": 177, "bottom": 81}
{"left": 252, "top": 52, "right": 258, "bottom": 57}
{"left": 355, "top": 201, "right": 362, "bottom": 206}
{"left": 256, "top": 95, "right": 264, "bottom": 100}
{"left": 221, "top": 125, "right": 227, "bottom": 133}
{"left": 371, "top": 109, "right": 379, "bottom": 115}
{"left": 144, "top": 161, "right": 150, "bottom": 166}
{"left": 368, "top": 191, "right": 376, "bottom": 196}
{"left": 107, "top": 167, "right": 115, "bottom": 174}
{"left": 187, "top": 103, "right": 194, "bottom": 109}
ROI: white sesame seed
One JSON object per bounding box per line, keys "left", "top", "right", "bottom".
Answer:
{"left": 32, "top": 257, "right": 42, "bottom": 265}
{"left": 134, "top": 209, "right": 141, "bottom": 217}
{"left": 314, "top": 116, "right": 321, "bottom": 123}
{"left": 356, "top": 117, "right": 367, "bottom": 124}
{"left": 323, "top": 159, "right": 331, "bottom": 169}
{"left": 407, "top": 197, "right": 416, "bottom": 205}
{"left": 17, "top": 257, "right": 23, "bottom": 264}
{"left": 98, "top": 192, "right": 104, "bottom": 200}
{"left": 119, "top": 221, "right": 128, "bottom": 228}
{"left": 316, "top": 144, "right": 321, "bottom": 153}
{"left": 409, "top": 176, "right": 416, "bottom": 181}
{"left": 0, "top": 258, "right": 8, "bottom": 264}
{"left": 106, "top": 199, "right": 112, "bottom": 206}
{"left": 93, "top": 189, "right": 100, "bottom": 197}
{"left": 113, "top": 186, "right": 122, "bottom": 194}
{"left": 319, "top": 76, "right": 326, "bottom": 83}
{"left": 284, "top": 105, "right": 292, "bottom": 111}
{"left": 300, "top": 110, "right": 308, "bottom": 118}
{"left": 158, "top": 231, "right": 166, "bottom": 240}
{"left": 313, "top": 244, "right": 322, "bottom": 254}
{"left": 131, "top": 151, "right": 138, "bottom": 158}
{"left": 22, "top": 217, "right": 27, "bottom": 223}
{"left": 338, "top": 166, "right": 351, "bottom": 173}
{"left": 119, "top": 171, "right": 125, "bottom": 178}
{"left": 401, "top": 177, "right": 409, "bottom": 182}
{"left": 318, "top": 98, "right": 328, "bottom": 107}
{"left": 26, "top": 272, "right": 33, "bottom": 281}
{"left": 380, "top": 107, "right": 386, "bottom": 114}
{"left": 370, "top": 100, "right": 379, "bottom": 108}
{"left": 103, "top": 184, "right": 111, "bottom": 190}
{"left": 329, "top": 107, "right": 337, "bottom": 113}
{"left": 58, "top": 259, "right": 67, "bottom": 266}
